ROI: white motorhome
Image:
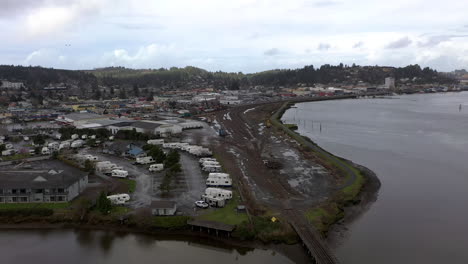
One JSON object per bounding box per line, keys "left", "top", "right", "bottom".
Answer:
{"left": 71, "top": 134, "right": 79, "bottom": 140}
{"left": 96, "top": 161, "right": 121, "bottom": 174}
{"left": 107, "top": 194, "right": 130, "bottom": 205}
{"left": 71, "top": 140, "right": 84, "bottom": 148}
{"left": 136, "top": 156, "right": 155, "bottom": 165}
{"left": 201, "top": 161, "right": 220, "bottom": 167}
{"left": 41, "top": 147, "right": 51, "bottom": 155}
{"left": 206, "top": 175, "right": 232, "bottom": 187}
{"left": 199, "top": 158, "right": 217, "bottom": 164}
{"left": 2, "top": 149, "right": 14, "bottom": 156}
{"left": 59, "top": 141, "right": 71, "bottom": 150}
{"left": 84, "top": 155, "right": 98, "bottom": 161}
{"left": 48, "top": 142, "right": 60, "bottom": 150}
{"left": 201, "top": 195, "right": 226, "bottom": 207}
{"left": 190, "top": 147, "right": 212, "bottom": 157}
{"left": 147, "top": 139, "right": 164, "bottom": 145}
{"left": 111, "top": 169, "right": 128, "bottom": 178}
{"left": 202, "top": 165, "right": 222, "bottom": 173}
{"left": 204, "top": 187, "right": 233, "bottom": 199}
{"left": 149, "top": 163, "right": 164, "bottom": 172}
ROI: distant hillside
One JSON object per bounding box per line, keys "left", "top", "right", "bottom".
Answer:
{"left": 0, "top": 65, "right": 97, "bottom": 90}
{"left": 0, "top": 64, "right": 456, "bottom": 94}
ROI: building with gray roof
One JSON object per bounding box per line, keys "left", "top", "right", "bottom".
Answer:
{"left": 0, "top": 161, "right": 88, "bottom": 203}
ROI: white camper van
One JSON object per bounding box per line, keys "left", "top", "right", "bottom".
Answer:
{"left": 202, "top": 165, "right": 222, "bottom": 173}
{"left": 149, "top": 164, "right": 164, "bottom": 172}
{"left": 201, "top": 161, "right": 220, "bottom": 167}
{"left": 199, "top": 158, "right": 217, "bottom": 164}
{"left": 201, "top": 195, "right": 226, "bottom": 207}
{"left": 2, "top": 149, "right": 15, "bottom": 156}
{"left": 59, "top": 141, "right": 71, "bottom": 150}
{"left": 206, "top": 174, "right": 232, "bottom": 187}
{"left": 136, "top": 156, "right": 155, "bottom": 165}
{"left": 41, "top": 147, "right": 51, "bottom": 155}
{"left": 71, "top": 140, "right": 84, "bottom": 148}
{"left": 147, "top": 139, "right": 164, "bottom": 145}
{"left": 111, "top": 169, "right": 128, "bottom": 178}
{"left": 48, "top": 142, "right": 60, "bottom": 151}
{"left": 107, "top": 194, "right": 130, "bottom": 205}
{"left": 204, "top": 188, "right": 233, "bottom": 200}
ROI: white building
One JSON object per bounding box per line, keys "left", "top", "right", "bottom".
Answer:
{"left": 385, "top": 77, "right": 395, "bottom": 89}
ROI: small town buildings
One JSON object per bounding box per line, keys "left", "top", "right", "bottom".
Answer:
{"left": 150, "top": 201, "right": 177, "bottom": 216}
{"left": 0, "top": 161, "right": 88, "bottom": 203}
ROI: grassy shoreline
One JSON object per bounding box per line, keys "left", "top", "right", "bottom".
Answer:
{"left": 271, "top": 101, "right": 368, "bottom": 234}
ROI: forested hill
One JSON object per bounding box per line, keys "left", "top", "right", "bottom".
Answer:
{"left": 0, "top": 64, "right": 456, "bottom": 91}
{"left": 0, "top": 65, "right": 98, "bottom": 89}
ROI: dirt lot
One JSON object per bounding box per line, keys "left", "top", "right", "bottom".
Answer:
{"left": 189, "top": 103, "right": 337, "bottom": 214}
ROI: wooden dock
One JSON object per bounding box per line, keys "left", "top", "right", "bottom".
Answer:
{"left": 284, "top": 209, "right": 339, "bottom": 264}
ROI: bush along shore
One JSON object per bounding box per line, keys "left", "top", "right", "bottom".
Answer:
{"left": 271, "top": 101, "right": 380, "bottom": 236}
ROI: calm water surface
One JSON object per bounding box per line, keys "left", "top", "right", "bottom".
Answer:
{"left": 0, "top": 229, "right": 294, "bottom": 264}
{"left": 283, "top": 92, "right": 468, "bottom": 264}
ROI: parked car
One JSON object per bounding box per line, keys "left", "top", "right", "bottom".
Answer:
{"left": 194, "top": 200, "right": 209, "bottom": 208}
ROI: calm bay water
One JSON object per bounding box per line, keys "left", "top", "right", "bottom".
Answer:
{"left": 0, "top": 229, "right": 294, "bottom": 264}
{"left": 282, "top": 92, "right": 468, "bottom": 264}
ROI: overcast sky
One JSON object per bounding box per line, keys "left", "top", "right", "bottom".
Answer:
{"left": 1, "top": 0, "right": 467, "bottom": 72}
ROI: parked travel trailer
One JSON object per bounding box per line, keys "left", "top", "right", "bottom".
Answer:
{"left": 149, "top": 163, "right": 164, "bottom": 172}
{"left": 136, "top": 156, "right": 155, "bottom": 165}
{"left": 190, "top": 147, "right": 212, "bottom": 157}
{"left": 111, "top": 169, "right": 128, "bottom": 178}
{"left": 84, "top": 155, "right": 98, "bottom": 161}
{"left": 48, "top": 142, "right": 60, "bottom": 150}
{"left": 2, "top": 149, "right": 15, "bottom": 156}
{"left": 201, "top": 195, "right": 226, "bottom": 207}
{"left": 71, "top": 134, "right": 79, "bottom": 140}
{"left": 41, "top": 147, "right": 50, "bottom": 155}
{"left": 107, "top": 194, "right": 130, "bottom": 205}
{"left": 81, "top": 134, "right": 88, "bottom": 139}
{"left": 204, "top": 188, "right": 233, "bottom": 200}
{"left": 201, "top": 161, "right": 220, "bottom": 167}
{"left": 96, "top": 161, "right": 121, "bottom": 174}
{"left": 202, "top": 165, "right": 222, "bottom": 173}
{"left": 23, "top": 136, "right": 29, "bottom": 141}
{"left": 90, "top": 135, "right": 96, "bottom": 139}
{"left": 71, "top": 140, "right": 84, "bottom": 148}
{"left": 147, "top": 139, "right": 164, "bottom": 145}
{"left": 206, "top": 175, "right": 232, "bottom": 187}
{"left": 199, "top": 158, "right": 217, "bottom": 164}
{"left": 59, "top": 141, "right": 71, "bottom": 150}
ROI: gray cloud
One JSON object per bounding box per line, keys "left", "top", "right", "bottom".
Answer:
{"left": 318, "top": 43, "right": 331, "bottom": 50}
{"left": 353, "top": 41, "right": 364, "bottom": 48}
{"left": 264, "top": 48, "right": 280, "bottom": 56}
{"left": 385, "top": 36, "right": 412, "bottom": 49}
{"left": 418, "top": 34, "right": 468, "bottom": 47}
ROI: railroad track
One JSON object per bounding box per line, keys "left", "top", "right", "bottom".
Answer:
{"left": 214, "top": 103, "right": 340, "bottom": 263}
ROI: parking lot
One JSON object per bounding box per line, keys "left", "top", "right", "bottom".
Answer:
{"left": 81, "top": 146, "right": 210, "bottom": 215}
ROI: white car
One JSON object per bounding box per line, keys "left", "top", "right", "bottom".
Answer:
{"left": 194, "top": 200, "right": 209, "bottom": 208}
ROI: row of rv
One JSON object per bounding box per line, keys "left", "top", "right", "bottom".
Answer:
{"left": 198, "top": 157, "right": 233, "bottom": 207}
{"left": 95, "top": 161, "right": 129, "bottom": 178}
{"left": 162, "top": 142, "right": 212, "bottom": 157}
